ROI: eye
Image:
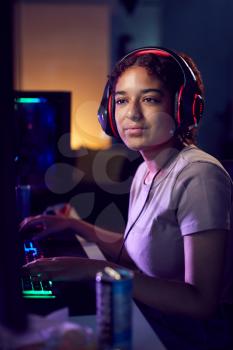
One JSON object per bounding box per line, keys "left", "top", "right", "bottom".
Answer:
{"left": 143, "top": 96, "right": 160, "bottom": 104}
{"left": 115, "top": 98, "right": 128, "bottom": 105}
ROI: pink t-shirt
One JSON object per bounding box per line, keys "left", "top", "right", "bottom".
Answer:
{"left": 125, "top": 145, "right": 233, "bottom": 302}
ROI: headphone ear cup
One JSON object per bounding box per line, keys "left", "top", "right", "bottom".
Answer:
{"left": 110, "top": 95, "right": 118, "bottom": 136}
{"left": 192, "top": 94, "right": 204, "bottom": 125}
{"left": 108, "top": 94, "right": 120, "bottom": 138}
{"left": 98, "top": 82, "right": 110, "bottom": 133}
{"left": 174, "top": 85, "right": 185, "bottom": 128}
{"left": 176, "top": 84, "right": 204, "bottom": 131}
{"left": 97, "top": 82, "right": 120, "bottom": 138}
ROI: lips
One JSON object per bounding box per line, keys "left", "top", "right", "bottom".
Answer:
{"left": 124, "top": 126, "right": 146, "bottom": 137}
{"left": 124, "top": 125, "right": 146, "bottom": 131}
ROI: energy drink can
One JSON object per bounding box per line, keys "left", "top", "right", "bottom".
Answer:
{"left": 96, "top": 266, "right": 134, "bottom": 350}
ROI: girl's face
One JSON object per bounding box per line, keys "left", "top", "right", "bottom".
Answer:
{"left": 114, "top": 65, "right": 176, "bottom": 153}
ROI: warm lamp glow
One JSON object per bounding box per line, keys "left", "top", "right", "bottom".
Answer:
{"left": 14, "top": 2, "right": 111, "bottom": 150}
{"left": 72, "top": 100, "right": 111, "bottom": 150}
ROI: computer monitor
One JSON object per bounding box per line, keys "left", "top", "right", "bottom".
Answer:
{"left": 14, "top": 91, "right": 71, "bottom": 189}
{"left": 0, "top": 1, "right": 28, "bottom": 334}
{"left": 0, "top": 93, "right": 27, "bottom": 334}
{"left": 0, "top": 90, "right": 71, "bottom": 331}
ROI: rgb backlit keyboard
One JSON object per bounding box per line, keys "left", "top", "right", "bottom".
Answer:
{"left": 22, "top": 240, "right": 56, "bottom": 299}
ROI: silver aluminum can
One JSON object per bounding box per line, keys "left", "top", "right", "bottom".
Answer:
{"left": 96, "top": 267, "right": 134, "bottom": 350}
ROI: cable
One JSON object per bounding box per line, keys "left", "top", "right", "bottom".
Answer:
{"left": 115, "top": 151, "right": 178, "bottom": 264}
{"left": 115, "top": 166, "right": 163, "bottom": 264}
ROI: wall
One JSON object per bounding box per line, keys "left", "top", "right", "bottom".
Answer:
{"left": 111, "top": 0, "right": 162, "bottom": 64}
{"left": 14, "top": 0, "right": 111, "bottom": 150}
{"left": 162, "top": 0, "right": 233, "bottom": 159}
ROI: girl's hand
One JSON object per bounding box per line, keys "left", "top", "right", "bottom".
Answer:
{"left": 19, "top": 215, "right": 73, "bottom": 240}
{"left": 22, "top": 256, "right": 108, "bottom": 282}
{"left": 43, "top": 203, "right": 80, "bottom": 219}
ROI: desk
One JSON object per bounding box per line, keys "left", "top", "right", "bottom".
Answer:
{"left": 76, "top": 237, "right": 166, "bottom": 350}
{"left": 0, "top": 236, "right": 166, "bottom": 349}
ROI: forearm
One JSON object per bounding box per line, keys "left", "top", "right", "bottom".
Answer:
{"left": 80, "top": 257, "right": 215, "bottom": 319}
{"left": 70, "top": 228, "right": 206, "bottom": 318}
{"left": 133, "top": 272, "right": 217, "bottom": 319}
{"left": 69, "top": 218, "right": 132, "bottom": 265}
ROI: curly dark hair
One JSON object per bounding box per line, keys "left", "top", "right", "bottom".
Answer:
{"left": 109, "top": 51, "right": 204, "bottom": 145}
{"left": 109, "top": 51, "right": 204, "bottom": 99}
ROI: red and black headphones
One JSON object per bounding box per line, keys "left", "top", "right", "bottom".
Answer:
{"left": 98, "top": 46, "right": 204, "bottom": 139}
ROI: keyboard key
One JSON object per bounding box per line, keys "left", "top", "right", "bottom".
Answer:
{"left": 25, "top": 251, "right": 36, "bottom": 263}
{"left": 22, "top": 275, "right": 32, "bottom": 290}
{"left": 31, "top": 275, "right": 42, "bottom": 290}
{"left": 42, "top": 280, "right": 52, "bottom": 290}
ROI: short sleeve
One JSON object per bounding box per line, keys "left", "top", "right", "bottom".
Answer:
{"left": 174, "top": 162, "right": 232, "bottom": 236}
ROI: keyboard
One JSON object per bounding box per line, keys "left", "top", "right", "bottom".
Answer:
{"left": 22, "top": 274, "right": 55, "bottom": 299}
{"left": 22, "top": 240, "right": 56, "bottom": 299}
{"left": 21, "top": 229, "right": 89, "bottom": 300}
{"left": 21, "top": 230, "right": 102, "bottom": 316}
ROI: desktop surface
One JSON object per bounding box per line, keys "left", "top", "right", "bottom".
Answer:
{"left": 21, "top": 228, "right": 166, "bottom": 349}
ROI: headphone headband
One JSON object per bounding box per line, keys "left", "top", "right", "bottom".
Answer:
{"left": 98, "top": 46, "right": 204, "bottom": 138}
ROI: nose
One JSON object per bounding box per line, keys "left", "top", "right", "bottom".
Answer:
{"left": 126, "top": 100, "right": 143, "bottom": 121}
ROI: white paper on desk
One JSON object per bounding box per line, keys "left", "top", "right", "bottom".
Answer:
{"left": 75, "top": 234, "right": 106, "bottom": 261}
{"left": 0, "top": 307, "right": 95, "bottom": 349}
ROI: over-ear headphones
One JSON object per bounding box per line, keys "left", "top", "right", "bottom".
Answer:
{"left": 98, "top": 46, "right": 204, "bottom": 138}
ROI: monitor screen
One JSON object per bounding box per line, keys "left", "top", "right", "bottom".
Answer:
{"left": 14, "top": 91, "right": 71, "bottom": 189}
